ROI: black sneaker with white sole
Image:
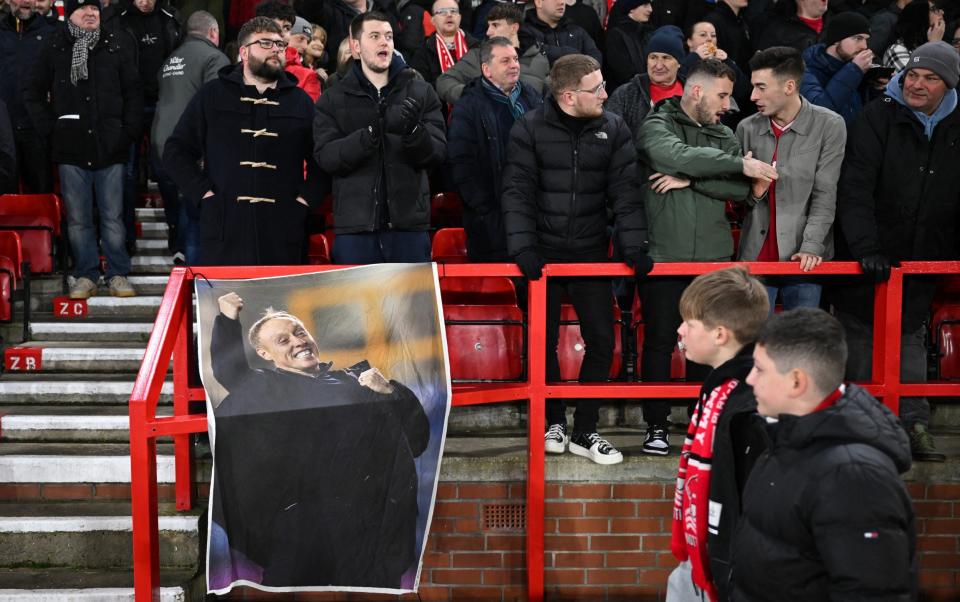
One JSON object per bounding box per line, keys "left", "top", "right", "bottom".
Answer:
{"left": 642, "top": 426, "right": 670, "bottom": 456}
{"left": 545, "top": 423, "right": 568, "bottom": 454}
{"left": 569, "top": 431, "right": 623, "bottom": 465}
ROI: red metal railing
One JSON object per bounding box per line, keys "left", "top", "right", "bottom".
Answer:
{"left": 129, "top": 261, "right": 960, "bottom": 601}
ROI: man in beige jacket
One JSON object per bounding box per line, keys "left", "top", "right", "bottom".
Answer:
{"left": 736, "top": 46, "right": 846, "bottom": 310}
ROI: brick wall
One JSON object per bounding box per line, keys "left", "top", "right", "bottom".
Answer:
{"left": 221, "top": 479, "right": 960, "bottom": 601}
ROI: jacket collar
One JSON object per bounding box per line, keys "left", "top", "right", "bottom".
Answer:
{"left": 219, "top": 62, "right": 299, "bottom": 91}
{"left": 654, "top": 96, "right": 730, "bottom": 136}
{"left": 544, "top": 97, "right": 604, "bottom": 132}
{"left": 525, "top": 9, "right": 570, "bottom": 32}
{"left": 757, "top": 96, "right": 814, "bottom": 136}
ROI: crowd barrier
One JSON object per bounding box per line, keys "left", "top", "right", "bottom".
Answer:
{"left": 129, "top": 261, "right": 960, "bottom": 601}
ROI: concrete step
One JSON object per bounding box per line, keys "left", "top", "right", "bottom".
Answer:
{"left": 0, "top": 514, "right": 199, "bottom": 570}
{"left": 0, "top": 567, "right": 190, "bottom": 599}
{"left": 131, "top": 256, "right": 173, "bottom": 275}
{"left": 0, "top": 455, "right": 177, "bottom": 483}
{"left": 0, "top": 587, "right": 186, "bottom": 601}
{"left": 4, "top": 346, "right": 152, "bottom": 373}
{"left": 81, "top": 297, "right": 161, "bottom": 319}
{"left": 135, "top": 207, "right": 166, "bottom": 223}
{"left": 135, "top": 238, "right": 172, "bottom": 254}
{"left": 26, "top": 276, "right": 171, "bottom": 298}
{"left": 30, "top": 322, "right": 154, "bottom": 343}
{"left": 139, "top": 222, "right": 169, "bottom": 240}
{"left": 2, "top": 416, "right": 132, "bottom": 443}
{"left": 0, "top": 380, "right": 173, "bottom": 404}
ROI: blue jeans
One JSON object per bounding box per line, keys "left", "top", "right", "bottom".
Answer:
{"left": 332, "top": 231, "right": 431, "bottom": 264}
{"left": 764, "top": 278, "right": 822, "bottom": 313}
{"left": 59, "top": 163, "right": 130, "bottom": 281}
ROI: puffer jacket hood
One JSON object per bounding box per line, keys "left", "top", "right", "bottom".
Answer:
{"left": 773, "top": 383, "right": 911, "bottom": 473}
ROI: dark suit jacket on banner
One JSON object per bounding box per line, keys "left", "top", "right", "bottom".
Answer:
{"left": 209, "top": 314, "right": 431, "bottom": 588}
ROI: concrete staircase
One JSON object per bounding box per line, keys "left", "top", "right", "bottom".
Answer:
{"left": 0, "top": 207, "right": 196, "bottom": 601}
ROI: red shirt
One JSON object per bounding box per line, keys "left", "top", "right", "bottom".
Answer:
{"left": 649, "top": 80, "right": 684, "bottom": 105}
{"left": 756, "top": 119, "right": 792, "bottom": 261}
{"left": 812, "top": 387, "right": 844, "bottom": 413}
{"left": 798, "top": 15, "right": 823, "bottom": 34}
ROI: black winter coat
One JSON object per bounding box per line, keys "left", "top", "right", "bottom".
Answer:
{"left": 447, "top": 78, "right": 543, "bottom": 260}
{"left": 313, "top": 61, "right": 446, "bottom": 234}
{"left": 838, "top": 94, "right": 960, "bottom": 263}
{"left": 116, "top": 1, "right": 183, "bottom": 102}
{"left": 754, "top": 13, "right": 823, "bottom": 53}
{"left": 409, "top": 31, "right": 479, "bottom": 85}
{"left": 162, "top": 65, "right": 318, "bottom": 266}
{"left": 501, "top": 100, "right": 648, "bottom": 258}
{"left": 0, "top": 13, "right": 57, "bottom": 133}
{"left": 23, "top": 25, "right": 143, "bottom": 169}
{"left": 730, "top": 384, "right": 915, "bottom": 601}
{"left": 520, "top": 10, "right": 602, "bottom": 65}
{"left": 704, "top": 3, "right": 751, "bottom": 76}
{"left": 603, "top": 20, "right": 654, "bottom": 92}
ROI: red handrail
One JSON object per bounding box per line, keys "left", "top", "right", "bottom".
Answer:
{"left": 129, "top": 261, "right": 960, "bottom": 601}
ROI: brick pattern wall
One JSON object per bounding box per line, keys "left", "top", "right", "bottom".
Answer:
{"left": 192, "top": 479, "right": 960, "bottom": 601}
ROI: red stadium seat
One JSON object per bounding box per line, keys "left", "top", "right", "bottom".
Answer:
{"left": 0, "top": 194, "right": 62, "bottom": 274}
{"left": 444, "top": 304, "right": 524, "bottom": 381}
{"left": 0, "top": 231, "right": 24, "bottom": 324}
{"left": 432, "top": 227, "right": 467, "bottom": 263}
{"left": 557, "top": 302, "right": 623, "bottom": 381}
{"left": 307, "top": 232, "right": 331, "bottom": 265}
{"left": 431, "top": 192, "right": 463, "bottom": 229}
{"left": 933, "top": 304, "right": 960, "bottom": 380}
{"left": 440, "top": 277, "right": 517, "bottom": 305}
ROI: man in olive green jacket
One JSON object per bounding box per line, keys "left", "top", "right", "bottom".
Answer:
{"left": 634, "top": 59, "right": 777, "bottom": 455}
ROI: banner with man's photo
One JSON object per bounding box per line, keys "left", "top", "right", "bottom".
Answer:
{"left": 194, "top": 263, "right": 451, "bottom": 595}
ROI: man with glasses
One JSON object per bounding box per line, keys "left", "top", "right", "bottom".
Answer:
{"left": 410, "top": 0, "right": 478, "bottom": 85}
{"left": 163, "top": 16, "right": 319, "bottom": 266}
{"left": 313, "top": 11, "right": 445, "bottom": 264}
{"left": 502, "top": 54, "right": 651, "bottom": 465}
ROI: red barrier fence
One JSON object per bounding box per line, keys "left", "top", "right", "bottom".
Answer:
{"left": 129, "top": 261, "right": 960, "bottom": 601}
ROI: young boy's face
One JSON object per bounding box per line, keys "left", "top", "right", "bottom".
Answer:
{"left": 677, "top": 318, "right": 719, "bottom": 367}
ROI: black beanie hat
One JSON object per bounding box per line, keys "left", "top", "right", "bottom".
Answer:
{"left": 65, "top": 0, "right": 102, "bottom": 17}
{"left": 822, "top": 12, "right": 871, "bottom": 48}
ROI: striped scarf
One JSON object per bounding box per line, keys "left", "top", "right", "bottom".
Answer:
{"left": 480, "top": 77, "right": 526, "bottom": 120}
{"left": 435, "top": 29, "right": 468, "bottom": 73}
{"left": 670, "top": 377, "right": 739, "bottom": 602}
{"left": 67, "top": 22, "right": 100, "bottom": 85}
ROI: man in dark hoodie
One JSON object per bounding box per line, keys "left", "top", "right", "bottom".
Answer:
{"left": 731, "top": 308, "right": 915, "bottom": 600}
{"left": 755, "top": 0, "right": 829, "bottom": 53}
{"left": 0, "top": 0, "right": 57, "bottom": 193}
{"left": 834, "top": 41, "right": 960, "bottom": 462}
{"left": 163, "top": 17, "right": 319, "bottom": 266}
{"left": 313, "top": 11, "right": 446, "bottom": 264}
{"left": 521, "top": 0, "right": 602, "bottom": 64}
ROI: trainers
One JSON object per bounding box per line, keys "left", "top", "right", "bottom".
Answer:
{"left": 642, "top": 426, "right": 670, "bottom": 456}
{"left": 68, "top": 276, "right": 98, "bottom": 300}
{"left": 108, "top": 275, "right": 137, "bottom": 298}
{"left": 569, "top": 431, "right": 623, "bottom": 465}
{"left": 909, "top": 424, "right": 946, "bottom": 462}
{"left": 172, "top": 251, "right": 186, "bottom": 265}
{"left": 545, "top": 423, "right": 568, "bottom": 454}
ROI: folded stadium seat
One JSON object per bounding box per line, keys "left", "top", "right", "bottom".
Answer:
{"left": 0, "top": 194, "right": 62, "bottom": 274}
{"left": 431, "top": 192, "right": 463, "bottom": 229}
{"left": 307, "top": 232, "right": 331, "bottom": 265}
{"left": 557, "top": 301, "right": 624, "bottom": 381}
{"left": 931, "top": 274, "right": 960, "bottom": 316}
{"left": 932, "top": 304, "right": 960, "bottom": 380}
{"left": 431, "top": 227, "right": 468, "bottom": 263}
{"left": 440, "top": 276, "right": 517, "bottom": 305}
{"left": 443, "top": 304, "right": 524, "bottom": 381}
{"left": 0, "top": 231, "right": 25, "bottom": 333}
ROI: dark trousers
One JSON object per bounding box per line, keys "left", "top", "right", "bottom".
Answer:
{"left": 544, "top": 277, "right": 615, "bottom": 433}
{"left": 639, "top": 276, "right": 709, "bottom": 427}
{"left": 332, "top": 231, "right": 431, "bottom": 264}
{"left": 123, "top": 104, "right": 156, "bottom": 243}
{"left": 14, "top": 129, "right": 53, "bottom": 193}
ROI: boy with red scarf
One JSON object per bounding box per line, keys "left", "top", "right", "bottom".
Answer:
{"left": 668, "top": 267, "right": 769, "bottom": 601}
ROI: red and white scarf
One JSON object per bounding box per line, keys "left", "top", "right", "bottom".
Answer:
{"left": 671, "top": 377, "right": 739, "bottom": 602}
{"left": 436, "top": 30, "right": 469, "bottom": 73}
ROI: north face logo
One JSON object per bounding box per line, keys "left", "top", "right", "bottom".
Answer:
{"left": 595, "top": 131, "right": 608, "bottom": 140}
{"left": 914, "top": 57, "right": 920, "bottom": 62}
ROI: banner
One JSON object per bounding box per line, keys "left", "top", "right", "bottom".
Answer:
{"left": 195, "top": 264, "right": 451, "bottom": 595}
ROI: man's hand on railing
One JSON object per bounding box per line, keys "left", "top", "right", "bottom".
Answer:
{"left": 218, "top": 292, "right": 244, "bottom": 320}
{"left": 515, "top": 251, "right": 545, "bottom": 281}
{"left": 859, "top": 254, "right": 899, "bottom": 283}
{"left": 625, "top": 251, "right": 655, "bottom": 281}
{"left": 791, "top": 252, "right": 823, "bottom": 272}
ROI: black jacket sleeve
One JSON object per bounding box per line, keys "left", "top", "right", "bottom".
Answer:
{"left": 398, "top": 83, "right": 447, "bottom": 169}
{"left": 162, "top": 87, "right": 213, "bottom": 204}
{"left": 210, "top": 313, "right": 253, "bottom": 395}
{"left": 607, "top": 116, "right": 647, "bottom": 255}
{"left": 389, "top": 381, "right": 431, "bottom": 458}
{"left": 313, "top": 92, "right": 379, "bottom": 176}
{"left": 0, "top": 100, "right": 16, "bottom": 194}
{"left": 446, "top": 97, "right": 493, "bottom": 214}
{"left": 117, "top": 32, "right": 144, "bottom": 143}
{"left": 837, "top": 104, "right": 886, "bottom": 259}
{"left": 21, "top": 36, "right": 57, "bottom": 139}
{"left": 501, "top": 117, "right": 540, "bottom": 256}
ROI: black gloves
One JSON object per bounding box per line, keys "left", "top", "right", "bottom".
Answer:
{"left": 860, "top": 253, "right": 898, "bottom": 283}
{"left": 386, "top": 96, "right": 423, "bottom": 136}
{"left": 515, "top": 250, "right": 545, "bottom": 281}
{"left": 625, "top": 251, "right": 655, "bottom": 282}
{"left": 363, "top": 121, "right": 381, "bottom": 147}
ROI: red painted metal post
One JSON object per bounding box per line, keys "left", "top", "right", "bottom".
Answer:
{"left": 526, "top": 275, "right": 547, "bottom": 602}
{"left": 130, "top": 391, "right": 162, "bottom": 602}
{"left": 871, "top": 276, "right": 889, "bottom": 397}
{"left": 881, "top": 268, "right": 904, "bottom": 415}
{"left": 173, "top": 272, "right": 194, "bottom": 510}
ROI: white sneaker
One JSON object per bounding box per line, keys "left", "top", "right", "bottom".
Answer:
{"left": 544, "top": 423, "right": 568, "bottom": 454}
{"left": 569, "top": 431, "right": 623, "bottom": 465}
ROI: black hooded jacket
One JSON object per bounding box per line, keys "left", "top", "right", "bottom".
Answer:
{"left": 520, "top": 9, "right": 602, "bottom": 65}
{"left": 730, "top": 384, "right": 916, "bottom": 601}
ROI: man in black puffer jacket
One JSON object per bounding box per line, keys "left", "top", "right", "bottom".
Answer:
{"left": 314, "top": 11, "right": 446, "bottom": 264}
{"left": 502, "top": 53, "right": 651, "bottom": 466}
{"left": 732, "top": 308, "right": 916, "bottom": 601}
{"left": 521, "top": 0, "right": 602, "bottom": 65}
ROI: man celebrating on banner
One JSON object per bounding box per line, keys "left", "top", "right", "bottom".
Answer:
{"left": 208, "top": 291, "right": 430, "bottom": 589}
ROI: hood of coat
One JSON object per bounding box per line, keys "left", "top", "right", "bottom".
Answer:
{"left": 773, "top": 383, "right": 912, "bottom": 473}
{"left": 652, "top": 95, "right": 730, "bottom": 138}
{"left": 802, "top": 43, "right": 845, "bottom": 78}
{"left": 884, "top": 69, "right": 959, "bottom": 139}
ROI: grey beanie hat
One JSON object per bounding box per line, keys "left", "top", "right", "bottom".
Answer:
{"left": 292, "top": 16, "right": 313, "bottom": 40}
{"left": 906, "top": 41, "right": 960, "bottom": 89}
